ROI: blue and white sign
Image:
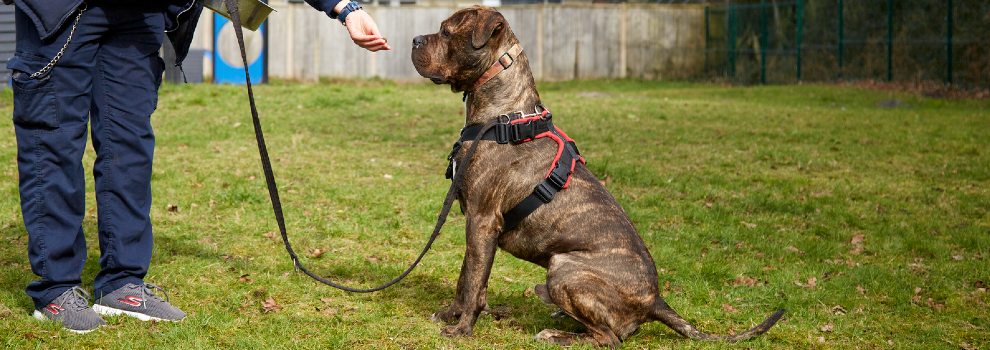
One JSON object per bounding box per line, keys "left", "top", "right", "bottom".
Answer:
{"left": 213, "top": 13, "right": 267, "bottom": 84}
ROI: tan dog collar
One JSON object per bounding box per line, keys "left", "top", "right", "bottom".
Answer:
{"left": 469, "top": 43, "right": 523, "bottom": 92}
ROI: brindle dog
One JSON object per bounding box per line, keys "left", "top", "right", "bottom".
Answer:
{"left": 411, "top": 6, "right": 784, "bottom": 347}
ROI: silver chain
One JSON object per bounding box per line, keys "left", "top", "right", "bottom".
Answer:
{"left": 29, "top": 3, "right": 87, "bottom": 79}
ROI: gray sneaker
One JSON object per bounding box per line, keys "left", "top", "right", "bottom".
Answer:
{"left": 93, "top": 283, "right": 186, "bottom": 322}
{"left": 32, "top": 287, "right": 106, "bottom": 334}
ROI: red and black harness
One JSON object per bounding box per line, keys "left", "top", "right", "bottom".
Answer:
{"left": 446, "top": 106, "right": 585, "bottom": 231}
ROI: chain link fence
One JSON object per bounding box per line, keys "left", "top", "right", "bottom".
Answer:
{"left": 701, "top": 0, "right": 989, "bottom": 88}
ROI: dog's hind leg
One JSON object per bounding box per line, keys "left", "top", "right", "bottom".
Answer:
{"left": 535, "top": 257, "right": 638, "bottom": 348}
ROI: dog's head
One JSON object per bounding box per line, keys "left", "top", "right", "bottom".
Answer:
{"left": 411, "top": 6, "right": 513, "bottom": 92}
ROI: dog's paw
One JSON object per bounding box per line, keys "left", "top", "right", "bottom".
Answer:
{"left": 440, "top": 324, "right": 472, "bottom": 337}
{"left": 431, "top": 308, "right": 460, "bottom": 324}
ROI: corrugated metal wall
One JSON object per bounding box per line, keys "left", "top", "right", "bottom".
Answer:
{"left": 0, "top": 6, "right": 15, "bottom": 84}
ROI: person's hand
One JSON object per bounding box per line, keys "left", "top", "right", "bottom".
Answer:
{"left": 332, "top": 1, "right": 389, "bottom": 51}
{"left": 340, "top": 8, "right": 391, "bottom": 52}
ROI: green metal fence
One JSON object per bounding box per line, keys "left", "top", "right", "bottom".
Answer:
{"left": 703, "top": 0, "right": 990, "bottom": 88}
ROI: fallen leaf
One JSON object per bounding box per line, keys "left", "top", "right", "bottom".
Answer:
{"left": 850, "top": 234, "right": 865, "bottom": 255}
{"left": 795, "top": 276, "right": 818, "bottom": 289}
{"left": 926, "top": 298, "right": 945, "bottom": 311}
{"left": 740, "top": 221, "right": 757, "bottom": 229}
{"left": 960, "top": 342, "right": 977, "bottom": 350}
{"left": 263, "top": 231, "right": 276, "bottom": 240}
{"left": 731, "top": 275, "right": 759, "bottom": 287}
{"left": 320, "top": 297, "right": 334, "bottom": 304}
{"left": 952, "top": 254, "right": 964, "bottom": 261}
{"left": 262, "top": 297, "right": 282, "bottom": 313}
{"left": 239, "top": 274, "right": 252, "bottom": 283}
{"left": 366, "top": 256, "right": 380, "bottom": 263}
{"left": 721, "top": 303, "right": 738, "bottom": 313}
{"left": 856, "top": 285, "right": 866, "bottom": 295}
{"left": 167, "top": 204, "right": 179, "bottom": 213}
{"left": 785, "top": 246, "right": 805, "bottom": 255}
{"left": 817, "top": 336, "right": 826, "bottom": 343}
{"left": 820, "top": 323, "right": 834, "bottom": 332}
{"left": 383, "top": 174, "right": 393, "bottom": 180}
{"left": 307, "top": 248, "right": 326, "bottom": 258}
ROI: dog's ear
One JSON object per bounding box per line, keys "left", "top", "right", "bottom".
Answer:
{"left": 472, "top": 11, "right": 504, "bottom": 49}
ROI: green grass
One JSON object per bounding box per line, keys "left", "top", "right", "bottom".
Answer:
{"left": 0, "top": 80, "right": 987, "bottom": 349}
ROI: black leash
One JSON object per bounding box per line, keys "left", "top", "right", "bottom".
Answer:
{"left": 223, "top": 0, "right": 492, "bottom": 292}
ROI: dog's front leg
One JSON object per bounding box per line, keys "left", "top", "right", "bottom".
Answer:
{"left": 439, "top": 216, "right": 500, "bottom": 337}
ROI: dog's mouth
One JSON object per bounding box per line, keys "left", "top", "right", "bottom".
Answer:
{"left": 429, "top": 77, "right": 446, "bottom": 84}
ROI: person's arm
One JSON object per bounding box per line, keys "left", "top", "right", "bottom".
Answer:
{"left": 304, "top": 0, "right": 391, "bottom": 52}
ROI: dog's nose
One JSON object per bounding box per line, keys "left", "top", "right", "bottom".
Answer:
{"left": 412, "top": 35, "right": 425, "bottom": 49}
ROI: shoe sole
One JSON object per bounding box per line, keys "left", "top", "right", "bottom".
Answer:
{"left": 92, "top": 304, "right": 182, "bottom": 322}
{"left": 32, "top": 310, "right": 99, "bottom": 334}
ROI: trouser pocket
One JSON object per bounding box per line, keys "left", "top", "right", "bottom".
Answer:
{"left": 8, "top": 54, "right": 59, "bottom": 130}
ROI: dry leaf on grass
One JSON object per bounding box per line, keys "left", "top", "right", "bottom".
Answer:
{"left": 850, "top": 234, "right": 865, "bottom": 255}
{"left": 795, "top": 276, "right": 817, "bottom": 289}
{"left": 239, "top": 274, "right": 252, "bottom": 283}
{"left": 167, "top": 204, "right": 179, "bottom": 213}
{"left": 785, "top": 245, "right": 805, "bottom": 255}
{"left": 740, "top": 221, "right": 757, "bottom": 229}
{"left": 262, "top": 297, "right": 281, "bottom": 313}
{"left": 731, "top": 275, "right": 759, "bottom": 287}
{"left": 721, "top": 303, "right": 738, "bottom": 313}
{"left": 307, "top": 248, "right": 326, "bottom": 258}
{"left": 856, "top": 285, "right": 866, "bottom": 295}
{"left": 263, "top": 231, "right": 276, "bottom": 240}
{"left": 820, "top": 323, "right": 834, "bottom": 332}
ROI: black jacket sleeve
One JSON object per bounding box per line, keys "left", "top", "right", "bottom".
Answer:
{"left": 304, "top": 0, "right": 344, "bottom": 19}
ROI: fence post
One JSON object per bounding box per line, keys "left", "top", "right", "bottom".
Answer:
{"left": 727, "top": 5, "right": 737, "bottom": 78}
{"left": 946, "top": 0, "right": 953, "bottom": 84}
{"left": 837, "top": 0, "right": 844, "bottom": 79}
{"left": 887, "top": 0, "right": 894, "bottom": 81}
{"left": 796, "top": 0, "right": 803, "bottom": 82}
{"left": 760, "top": 0, "right": 768, "bottom": 84}
{"left": 705, "top": 6, "right": 710, "bottom": 75}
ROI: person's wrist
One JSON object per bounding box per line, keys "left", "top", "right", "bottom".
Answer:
{"left": 332, "top": 1, "right": 348, "bottom": 15}
{"left": 334, "top": 1, "right": 362, "bottom": 25}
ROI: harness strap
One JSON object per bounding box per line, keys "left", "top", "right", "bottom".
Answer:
{"left": 447, "top": 108, "right": 584, "bottom": 231}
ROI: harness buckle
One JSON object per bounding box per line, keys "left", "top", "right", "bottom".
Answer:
{"left": 533, "top": 182, "right": 556, "bottom": 203}
{"left": 510, "top": 121, "right": 533, "bottom": 142}
{"left": 498, "top": 52, "right": 514, "bottom": 69}
{"left": 547, "top": 171, "right": 567, "bottom": 189}
{"left": 494, "top": 123, "right": 511, "bottom": 144}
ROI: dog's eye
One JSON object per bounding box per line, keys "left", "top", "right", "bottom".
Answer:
{"left": 440, "top": 27, "right": 450, "bottom": 38}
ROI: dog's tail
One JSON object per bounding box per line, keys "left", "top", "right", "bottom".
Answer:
{"left": 650, "top": 300, "right": 785, "bottom": 342}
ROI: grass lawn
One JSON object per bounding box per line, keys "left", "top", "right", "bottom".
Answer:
{"left": 0, "top": 80, "right": 988, "bottom": 349}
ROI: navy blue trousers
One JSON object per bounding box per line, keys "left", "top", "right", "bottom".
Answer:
{"left": 10, "top": 3, "right": 166, "bottom": 309}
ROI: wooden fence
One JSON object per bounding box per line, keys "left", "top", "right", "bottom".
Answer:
{"left": 194, "top": 3, "right": 706, "bottom": 81}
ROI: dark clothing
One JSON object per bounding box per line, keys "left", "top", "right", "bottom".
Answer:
{"left": 9, "top": 0, "right": 343, "bottom": 311}
{"left": 11, "top": 3, "right": 166, "bottom": 309}
{"left": 9, "top": 0, "right": 343, "bottom": 66}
